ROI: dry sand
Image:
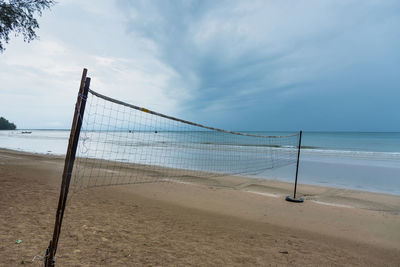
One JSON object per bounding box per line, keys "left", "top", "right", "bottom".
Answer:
{"left": 0, "top": 148, "right": 400, "bottom": 266}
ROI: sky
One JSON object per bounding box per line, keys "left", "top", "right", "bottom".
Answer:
{"left": 0, "top": 0, "right": 399, "bottom": 131}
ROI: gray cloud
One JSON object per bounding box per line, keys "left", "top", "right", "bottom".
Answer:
{"left": 2, "top": 0, "right": 398, "bottom": 130}
{"left": 115, "top": 0, "right": 400, "bottom": 131}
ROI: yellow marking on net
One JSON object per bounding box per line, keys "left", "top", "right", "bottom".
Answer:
{"left": 141, "top": 108, "right": 150, "bottom": 113}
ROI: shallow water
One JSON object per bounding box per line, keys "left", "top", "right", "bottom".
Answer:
{"left": 0, "top": 130, "right": 399, "bottom": 195}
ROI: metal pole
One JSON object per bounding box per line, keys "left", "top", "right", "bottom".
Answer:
{"left": 45, "top": 69, "right": 90, "bottom": 266}
{"left": 293, "top": 130, "right": 302, "bottom": 198}
{"left": 285, "top": 130, "right": 304, "bottom": 203}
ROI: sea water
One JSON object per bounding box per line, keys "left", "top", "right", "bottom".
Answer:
{"left": 0, "top": 130, "right": 399, "bottom": 195}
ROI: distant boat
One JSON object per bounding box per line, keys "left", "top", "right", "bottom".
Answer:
{"left": 21, "top": 131, "right": 32, "bottom": 134}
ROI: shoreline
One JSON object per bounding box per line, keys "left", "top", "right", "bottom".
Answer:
{"left": 1, "top": 146, "right": 399, "bottom": 217}
{"left": 1, "top": 148, "right": 400, "bottom": 265}
{"left": 1, "top": 146, "right": 400, "bottom": 197}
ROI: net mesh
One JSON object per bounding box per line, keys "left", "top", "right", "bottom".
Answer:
{"left": 71, "top": 90, "right": 299, "bottom": 191}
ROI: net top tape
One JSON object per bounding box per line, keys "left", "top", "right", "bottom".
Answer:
{"left": 88, "top": 89, "right": 298, "bottom": 139}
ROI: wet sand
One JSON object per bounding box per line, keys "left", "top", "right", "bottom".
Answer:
{"left": 0, "top": 148, "right": 400, "bottom": 266}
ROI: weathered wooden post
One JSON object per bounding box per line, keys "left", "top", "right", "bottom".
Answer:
{"left": 44, "top": 69, "right": 90, "bottom": 266}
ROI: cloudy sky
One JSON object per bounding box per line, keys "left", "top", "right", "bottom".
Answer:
{"left": 0, "top": 0, "right": 399, "bottom": 131}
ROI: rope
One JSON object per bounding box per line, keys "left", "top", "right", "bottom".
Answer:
{"left": 88, "top": 89, "right": 298, "bottom": 139}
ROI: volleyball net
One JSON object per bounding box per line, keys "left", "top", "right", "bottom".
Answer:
{"left": 44, "top": 69, "right": 301, "bottom": 266}
{"left": 70, "top": 89, "right": 299, "bottom": 191}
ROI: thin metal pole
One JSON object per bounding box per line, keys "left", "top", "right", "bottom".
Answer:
{"left": 293, "top": 130, "right": 302, "bottom": 199}
{"left": 45, "top": 69, "right": 90, "bottom": 267}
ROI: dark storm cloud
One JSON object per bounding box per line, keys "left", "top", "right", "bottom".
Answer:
{"left": 116, "top": 0, "right": 400, "bottom": 131}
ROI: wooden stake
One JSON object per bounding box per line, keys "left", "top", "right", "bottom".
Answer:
{"left": 45, "top": 69, "right": 90, "bottom": 266}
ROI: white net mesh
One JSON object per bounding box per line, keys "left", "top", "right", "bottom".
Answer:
{"left": 71, "top": 90, "right": 299, "bottom": 191}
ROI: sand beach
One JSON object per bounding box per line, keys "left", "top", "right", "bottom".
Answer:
{"left": 1, "top": 148, "right": 400, "bottom": 266}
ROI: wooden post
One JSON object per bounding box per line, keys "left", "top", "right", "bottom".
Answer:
{"left": 45, "top": 69, "right": 90, "bottom": 266}
{"left": 285, "top": 130, "right": 304, "bottom": 203}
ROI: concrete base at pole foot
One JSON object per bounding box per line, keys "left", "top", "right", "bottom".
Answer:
{"left": 285, "top": 196, "right": 304, "bottom": 203}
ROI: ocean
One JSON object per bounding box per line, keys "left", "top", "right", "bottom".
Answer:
{"left": 0, "top": 130, "right": 399, "bottom": 195}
